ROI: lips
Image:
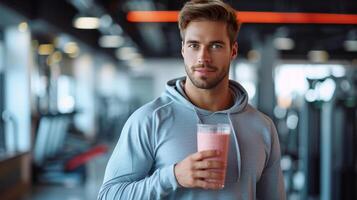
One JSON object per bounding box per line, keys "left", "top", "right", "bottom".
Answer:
{"left": 195, "top": 68, "right": 215, "bottom": 72}
{"left": 193, "top": 67, "right": 216, "bottom": 76}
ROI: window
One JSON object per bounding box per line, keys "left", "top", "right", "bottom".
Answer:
{"left": 0, "top": 34, "right": 5, "bottom": 154}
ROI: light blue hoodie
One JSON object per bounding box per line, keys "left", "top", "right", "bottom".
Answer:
{"left": 98, "top": 77, "right": 286, "bottom": 200}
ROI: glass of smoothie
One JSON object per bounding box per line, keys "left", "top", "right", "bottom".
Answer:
{"left": 197, "top": 124, "right": 230, "bottom": 186}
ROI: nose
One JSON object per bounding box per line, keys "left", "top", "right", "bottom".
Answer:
{"left": 197, "top": 47, "right": 211, "bottom": 64}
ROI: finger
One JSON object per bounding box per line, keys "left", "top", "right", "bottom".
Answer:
{"left": 193, "top": 160, "right": 226, "bottom": 170}
{"left": 193, "top": 170, "right": 224, "bottom": 179}
{"left": 194, "top": 179, "right": 224, "bottom": 190}
{"left": 191, "top": 150, "right": 220, "bottom": 161}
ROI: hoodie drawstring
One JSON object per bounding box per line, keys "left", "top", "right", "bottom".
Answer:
{"left": 228, "top": 113, "right": 241, "bottom": 182}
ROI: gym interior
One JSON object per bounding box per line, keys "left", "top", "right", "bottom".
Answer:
{"left": 0, "top": 0, "right": 356, "bottom": 199}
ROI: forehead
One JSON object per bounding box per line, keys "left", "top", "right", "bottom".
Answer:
{"left": 183, "top": 20, "right": 229, "bottom": 43}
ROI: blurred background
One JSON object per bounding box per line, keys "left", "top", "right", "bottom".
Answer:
{"left": 0, "top": 0, "right": 356, "bottom": 200}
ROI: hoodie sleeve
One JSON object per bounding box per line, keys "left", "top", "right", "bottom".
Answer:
{"left": 97, "top": 109, "right": 179, "bottom": 200}
{"left": 256, "top": 120, "right": 286, "bottom": 200}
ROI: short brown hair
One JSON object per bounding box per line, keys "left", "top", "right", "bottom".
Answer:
{"left": 178, "top": 0, "right": 240, "bottom": 45}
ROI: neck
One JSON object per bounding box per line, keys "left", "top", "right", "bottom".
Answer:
{"left": 183, "top": 78, "right": 233, "bottom": 112}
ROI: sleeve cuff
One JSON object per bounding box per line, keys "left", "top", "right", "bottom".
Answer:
{"left": 159, "top": 164, "right": 179, "bottom": 191}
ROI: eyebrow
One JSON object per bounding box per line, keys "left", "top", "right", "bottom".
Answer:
{"left": 185, "top": 40, "right": 199, "bottom": 44}
{"left": 209, "top": 40, "right": 226, "bottom": 45}
{"left": 185, "top": 40, "right": 226, "bottom": 45}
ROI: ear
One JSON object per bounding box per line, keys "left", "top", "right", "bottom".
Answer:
{"left": 231, "top": 42, "right": 238, "bottom": 60}
{"left": 181, "top": 41, "right": 184, "bottom": 57}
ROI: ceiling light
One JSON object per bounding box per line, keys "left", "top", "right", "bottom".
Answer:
{"left": 247, "top": 50, "right": 261, "bottom": 62}
{"left": 274, "top": 37, "right": 295, "bottom": 50}
{"left": 116, "top": 47, "right": 140, "bottom": 60}
{"left": 68, "top": 52, "right": 80, "bottom": 58}
{"left": 46, "top": 51, "right": 62, "bottom": 66}
{"left": 344, "top": 40, "right": 357, "bottom": 52}
{"left": 308, "top": 50, "right": 329, "bottom": 63}
{"left": 52, "top": 51, "right": 63, "bottom": 63}
{"left": 64, "top": 42, "right": 80, "bottom": 58}
{"left": 38, "top": 44, "right": 54, "bottom": 55}
{"left": 99, "top": 35, "right": 124, "bottom": 48}
{"left": 128, "top": 57, "right": 144, "bottom": 67}
{"left": 73, "top": 17, "right": 100, "bottom": 29}
{"left": 64, "top": 42, "right": 79, "bottom": 54}
{"left": 18, "top": 22, "right": 28, "bottom": 32}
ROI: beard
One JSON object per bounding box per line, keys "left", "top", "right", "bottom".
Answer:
{"left": 185, "top": 63, "right": 229, "bottom": 89}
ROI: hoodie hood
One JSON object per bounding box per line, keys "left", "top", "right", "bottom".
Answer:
{"left": 164, "top": 76, "right": 248, "bottom": 115}
{"left": 164, "top": 76, "right": 246, "bottom": 182}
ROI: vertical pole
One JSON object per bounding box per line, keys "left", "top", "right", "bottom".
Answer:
{"left": 320, "top": 101, "right": 333, "bottom": 200}
{"left": 256, "top": 36, "right": 278, "bottom": 118}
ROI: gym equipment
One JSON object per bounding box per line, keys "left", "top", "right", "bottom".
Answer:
{"left": 285, "top": 71, "right": 357, "bottom": 200}
{"left": 33, "top": 112, "right": 108, "bottom": 186}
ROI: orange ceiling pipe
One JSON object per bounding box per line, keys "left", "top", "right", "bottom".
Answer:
{"left": 127, "top": 11, "right": 179, "bottom": 22}
{"left": 127, "top": 11, "right": 357, "bottom": 24}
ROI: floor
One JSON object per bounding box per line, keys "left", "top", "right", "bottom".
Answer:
{"left": 22, "top": 154, "right": 109, "bottom": 200}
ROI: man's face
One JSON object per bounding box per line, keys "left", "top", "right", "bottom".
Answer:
{"left": 181, "top": 20, "right": 237, "bottom": 89}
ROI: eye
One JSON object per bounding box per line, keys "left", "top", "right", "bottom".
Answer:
{"left": 211, "top": 43, "right": 223, "bottom": 49}
{"left": 188, "top": 43, "right": 199, "bottom": 49}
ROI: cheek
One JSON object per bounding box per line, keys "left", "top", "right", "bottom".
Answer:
{"left": 182, "top": 51, "right": 196, "bottom": 64}
{"left": 211, "top": 53, "right": 227, "bottom": 63}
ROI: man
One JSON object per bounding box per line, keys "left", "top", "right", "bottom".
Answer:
{"left": 98, "top": 0, "right": 286, "bottom": 199}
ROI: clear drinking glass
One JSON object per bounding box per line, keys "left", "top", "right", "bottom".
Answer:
{"left": 197, "top": 124, "right": 231, "bottom": 186}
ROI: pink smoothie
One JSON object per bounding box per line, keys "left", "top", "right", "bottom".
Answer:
{"left": 197, "top": 132, "right": 230, "bottom": 185}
